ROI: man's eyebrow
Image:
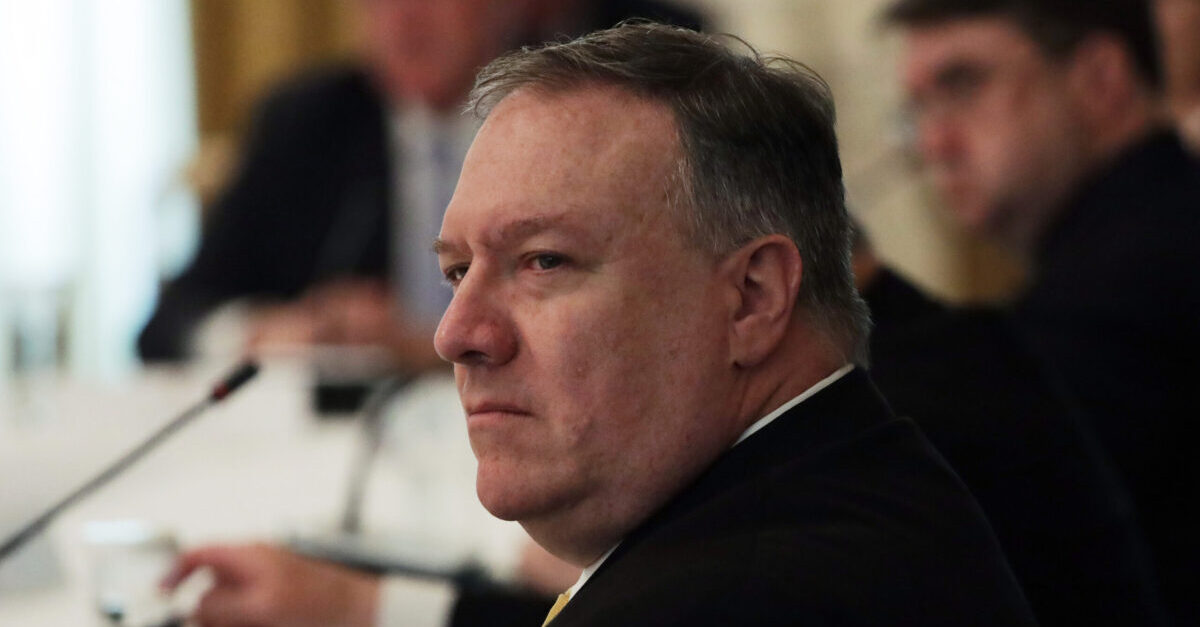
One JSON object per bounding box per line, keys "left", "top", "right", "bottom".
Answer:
{"left": 433, "top": 211, "right": 600, "bottom": 256}
{"left": 432, "top": 238, "right": 460, "bottom": 256}
{"left": 932, "top": 60, "right": 987, "bottom": 90}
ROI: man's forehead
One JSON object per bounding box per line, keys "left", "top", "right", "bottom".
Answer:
{"left": 480, "top": 85, "right": 677, "bottom": 163}
{"left": 902, "top": 17, "right": 1040, "bottom": 83}
{"left": 442, "top": 85, "right": 680, "bottom": 247}
{"left": 455, "top": 85, "right": 678, "bottom": 205}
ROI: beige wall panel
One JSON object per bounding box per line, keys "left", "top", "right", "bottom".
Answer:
{"left": 192, "top": 0, "right": 356, "bottom": 138}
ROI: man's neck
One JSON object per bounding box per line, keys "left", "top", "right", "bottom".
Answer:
{"left": 734, "top": 363, "right": 854, "bottom": 447}
{"left": 733, "top": 326, "right": 850, "bottom": 438}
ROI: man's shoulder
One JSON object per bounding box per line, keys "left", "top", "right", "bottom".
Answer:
{"left": 555, "top": 373, "right": 1034, "bottom": 625}
{"left": 264, "top": 63, "right": 378, "bottom": 107}
{"left": 249, "top": 64, "right": 386, "bottom": 139}
{"left": 233, "top": 62, "right": 390, "bottom": 178}
{"left": 1051, "top": 132, "right": 1200, "bottom": 261}
{"left": 1028, "top": 132, "right": 1200, "bottom": 314}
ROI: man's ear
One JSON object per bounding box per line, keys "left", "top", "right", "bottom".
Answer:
{"left": 721, "top": 235, "right": 803, "bottom": 368}
{"left": 1066, "top": 34, "right": 1141, "bottom": 125}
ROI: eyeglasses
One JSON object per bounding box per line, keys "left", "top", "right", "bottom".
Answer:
{"left": 902, "top": 61, "right": 997, "bottom": 128}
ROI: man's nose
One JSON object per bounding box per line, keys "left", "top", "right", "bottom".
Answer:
{"left": 915, "top": 113, "right": 961, "bottom": 164}
{"left": 434, "top": 273, "right": 518, "bottom": 367}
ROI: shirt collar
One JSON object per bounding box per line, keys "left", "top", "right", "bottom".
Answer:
{"left": 734, "top": 363, "right": 855, "bottom": 447}
{"left": 566, "top": 544, "right": 619, "bottom": 599}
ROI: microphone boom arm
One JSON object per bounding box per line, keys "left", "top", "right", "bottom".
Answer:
{"left": 0, "top": 361, "right": 260, "bottom": 564}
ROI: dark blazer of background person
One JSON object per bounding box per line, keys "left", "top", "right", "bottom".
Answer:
{"left": 136, "top": 0, "right": 706, "bottom": 362}
{"left": 865, "top": 267, "right": 1169, "bottom": 627}
{"left": 1013, "top": 130, "right": 1200, "bottom": 621}
{"left": 137, "top": 67, "right": 390, "bottom": 361}
{"left": 530, "top": 370, "right": 1035, "bottom": 626}
{"left": 884, "top": 0, "right": 1197, "bottom": 617}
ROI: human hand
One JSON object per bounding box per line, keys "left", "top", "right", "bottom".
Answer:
{"left": 305, "top": 280, "right": 396, "bottom": 346}
{"left": 246, "top": 303, "right": 320, "bottom": 350}
{"left": 161, "top": 543, "right": 379, "bottom": 627}
{"left": 245, "top": 280, "right": 393, "bottom": 350}
{"left": 245, "top": 279, "right": 445, "bottom": 371}
{"left": 303, "top": 280, "right": 445, "bottom": 372}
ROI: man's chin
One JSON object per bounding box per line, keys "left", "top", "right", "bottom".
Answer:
{"left": 475, "top": 471, "right": 546, "bottom": 522}
{"left": 945, "top": 195, "right": 997, "bottom": 237}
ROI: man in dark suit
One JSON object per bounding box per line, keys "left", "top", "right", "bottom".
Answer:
{"left": 886, "top": 0, "right": 1200, "bottom": 620}
{"left": 429, "top": 23, "right": 1031, "bottom": 625}
{"left": 165, "top": 23, "right": 1034, "bottom": 626}
{"left": 856, "top": 242, "right": 1167, "bottom": 626}
{"left": 137, "top": 0, "right": 705, "bottom": 364}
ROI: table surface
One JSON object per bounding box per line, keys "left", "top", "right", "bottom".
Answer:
{"left": 0, "top": 357, "right": 519, "bottom": 626}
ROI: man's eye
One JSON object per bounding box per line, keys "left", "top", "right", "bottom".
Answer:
{"left": 444, "top": 265, "right": 468, "bottom": 284}
{"left": 532, "top": 254, "right": 565, "bottom": 271}
{"left": 938, "top": 66, "right": 989, "bottom": 103}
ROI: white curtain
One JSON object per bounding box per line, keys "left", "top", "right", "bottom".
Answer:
{"left": 0, "top": 0, "right": 198, "bottom": 381}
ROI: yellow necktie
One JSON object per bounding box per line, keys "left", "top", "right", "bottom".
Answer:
{"left": 542, "top": 591, "right": 572, "bottom": 626}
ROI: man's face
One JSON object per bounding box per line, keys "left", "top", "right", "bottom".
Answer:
{"left": 434, "top": 87, "right": 740, "bottom": 561}
{"left": 900, "top": 18, "right": 1091, "bottom": 246}
{"left": 358, "top": 0, "right": 519, "bottom": 110}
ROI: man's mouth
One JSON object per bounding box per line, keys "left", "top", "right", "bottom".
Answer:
{"left": 465, "top": 401, "right": 532, "bottom": 418}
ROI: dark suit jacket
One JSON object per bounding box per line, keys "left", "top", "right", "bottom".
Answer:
{"left": 866, "top": 269, "right": 1167, "bottom": 626}
{"left": 1014, "top": 131, "right": 1200, "bottom": 622}
{"left": 138, "top": 67, "right": 392, "bottom": 361}
{"left": 533, "top": 370, "right": 1034, "bottom": 626}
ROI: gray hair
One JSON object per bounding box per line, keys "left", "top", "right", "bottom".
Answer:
{"left": 468, "top": 22, "right": 871, "bottom": 364}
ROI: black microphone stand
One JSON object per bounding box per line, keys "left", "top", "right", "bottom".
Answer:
{"left": 0, "top": 361, "right": 260, "bottom": 564}
{"left": 339, "top": 376, "right": 409, "bottom": 535}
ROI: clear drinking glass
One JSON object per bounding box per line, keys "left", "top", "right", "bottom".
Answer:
{"left": 84, "top": 520, "right": 181, "bottom": 627}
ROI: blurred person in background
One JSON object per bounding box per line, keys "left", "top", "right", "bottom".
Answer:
{"left": 1157, "top": 0, "right": 1200, "bottom": 150}
{"left": 854, "top": 232, "right": 1167, "bottom": 626}
{"left": 136, "top": 0, "right": 703, "bottom": 367}
{"left": 885, "top": 0, "right": 1200, "bottom": 621}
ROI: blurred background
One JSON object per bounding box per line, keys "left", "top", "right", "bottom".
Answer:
{"left": 0, "top": 0, "right": 1022, "bottom": 389}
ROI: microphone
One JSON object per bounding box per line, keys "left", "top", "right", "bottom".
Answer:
{"left": 339, "top": 376, "right": 409, "bottom": 534}
{"left": 209, "top": 361, "right": 260, "bottom": 401}
{"left": 0, "top": 360, "right": 261, "bottom": 564}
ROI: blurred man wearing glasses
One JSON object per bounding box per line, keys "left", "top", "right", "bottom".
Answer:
{"left": 886, "top": 0, "right": 1200, "bottom": 621}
